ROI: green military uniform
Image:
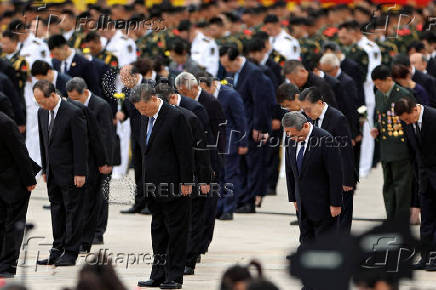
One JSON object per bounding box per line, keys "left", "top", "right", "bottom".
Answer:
{"left": 376, "top": 39, "right": 399, "bottom": 67}
{"left": 136, "top": 30, "right": 172, "bottom": 65}
{"left": 3, "top": 52, "right": 29, "bottom": 98}
{"left": 95, "top": 48, "right": 119, "bottom": 69}
{"left": 343, "top": 43, "right": 369, "bottom": 84}
{"left": 67, "top": 30, "right": 85, "bottom": 49}
{"left": 300, "top": 37, "right": 321, "bottom": 70}
{"left": 269, "top": 49, "right": 286, "bottom": 67}
{"left": 393, "top": 28, "right": 419, "bottom": 55}
{"left": 216, "top": 33, "right": 245, "bottom": 54}
{"left": 374, "top": 83, "right": 414, "bottom": 220}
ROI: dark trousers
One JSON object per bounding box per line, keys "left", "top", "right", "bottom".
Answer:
{"left": 48, "top": 180, "right": 84, "bottom": 255}
{"left": 217, "top": 154, "right": 241, "bottom": 215}
{"left": 0, "top": 194, "right": 30, "bottom": 273}
{"left": 82, "top": 174, "right": 107, "bottom": 249}
{"left": 298, "top": 211, "right": 339, "bottom": 245}
{"left": 132, "top": 139, "right": 146, "bottom": 210}
{"left": 420, "top": 184, "right": 436, "bottom": 259}
{"left": 266, "top": 132, "right": 281, "bottom": 195}
{"left": 200, "top": 194, "right": 218, "bottom": 254}
{"left": 339, "top": 190, "right": 354, "bottom": 234}
{"left": 381, "top": 159, "right": 413, "bottom": 220}
{"left": 186, "top": 197, "right": 206, "bottom": 268}
{"left": 148, "top": 197, "right": 191, "bottom": 284}
{"left": 238, "top": 143, "right": 267, "bottom": 207}
{"left": 95, "top": 174, "right": 111, "bottom": 239}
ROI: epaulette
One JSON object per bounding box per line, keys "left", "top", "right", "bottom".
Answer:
{"left": 284, "top": 36, "right": 293, "bottom": 41}
{"left": 202, "top": 38, "right": 210, "bottom": 43}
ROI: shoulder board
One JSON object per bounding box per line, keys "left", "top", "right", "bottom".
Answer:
{"left": 284, "top": 36, "right": 292, "bottom": 41}
{"left": 202, "top": 38, "right": 210, "bottom": 43}
{"left": 121, "top": 36, "right": 128, "bottom": 40}
{"left": 32, "top": 39, "right": 41, "bottom": 44}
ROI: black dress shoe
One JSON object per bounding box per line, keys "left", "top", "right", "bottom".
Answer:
{"left": 0, "top": 272, "right": 14, "bottom": 278}
{"left": 218, "top": 212, "right": 233, "bottom": 220}
{"left": 42, "top": 204, "right": 51, "bottom": 210}
{"left": 412, "top": 259, "right": 427, "bottom": 270}
{"left": 140, "top": 207, "right": 151, "bottom": 215}
{"left": 235, "top": 204, "right": 255, "bottom": 213}
{"left": 54, "top": 253, "right": 77, "bottom": 266}
{"left": 196, "top": 255, "right": 201, "bottom": 263}
{"left": 92, "top": 236, "right": 104, "bottom": 245}
{"left": 425, "top": 261, "right": 436, "bottom": 271}
{"left": 290, "top": 220, "right": 299, "bottom": 225}
{"left": 138, "top": 279, "right": 163, "bottom": 287}
{"left": 79, "top": 244, "right": 91, "bottom": 254}
{"left": 37, "top": 249, "right": 63, "bottom": 265}
{"left": 160, "top": 281, "right": 182, "bottom": 289}
{"left": 183, "top": 266, "right": 194, "bottom": 275}
{"left": 120, "top": 206, "right": 142, "bottom": 214}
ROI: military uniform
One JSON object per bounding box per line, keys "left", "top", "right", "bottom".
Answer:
{"left": 376, "top": 39, "right": 399, "bottom": 67}
{"left": 269, "top": 29, "right": 300, "bottom": 60}
{"left": 216, "top": 33, "right": 245, "bottom": 55}
{"left": 136, "top": 30, "right": 171, "bottom": 65}
{"left": 374, "top": 83, "right": 414, "bottom": 220}
{"left": 393, "top": 27, "right": 419, "bottom": 54}
{"left": 64, "top": 30, "right": 84, "bottom": 49}
{"left": 343, "top": 43, "right": 369, "bottom": 82}
{"left": 106, "top": 31, "right": 137, "bottom": 67}
{"left": 95, "top": 48, "right": 119, "bottom": 69}
{"left": 1, "top": 51, "right": 29, "bottom": 98}
{"left": 300, "top": 37, "right": 321, "bottom": 70}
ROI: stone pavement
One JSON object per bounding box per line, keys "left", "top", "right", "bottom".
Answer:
{"left": 3, "top": 166, "right": 436, "bottom": 290}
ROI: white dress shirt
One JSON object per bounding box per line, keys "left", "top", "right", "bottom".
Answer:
{"left": 49, "top": 96, "right": 62, "bottom": 125}
{"left": 61, "top": 49, "right": 76, "bottom": 73}
{"left": 413, "top": 104, "right": 424, "bottom": 131}
{"left": 295, "top": 123, "right": 313, "bottom": 158}
{"left": 148, "top": 98, "right": 163, "bottom": 130}
{"left": 195, "top": 88, "right": 202, "bottom": 101}
{"left": 214, "top": 82, "right": 221, "bottom": 99}
{"left": 84, "top": 92, "right": 92, "bottom": 107}
{"left": 317, "top": 104, "right": 329, "bottom": 128}
{"left": 176, "top": 94, "right": 182, "bottom": 106}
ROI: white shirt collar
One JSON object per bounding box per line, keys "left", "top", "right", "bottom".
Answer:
{"left": 318, "top": 103, "right": 329, "bottom": 127}
{"left": 84, "top": 91, "right": 92, "bottom": 107}
{"left": 152, "top": 98, "right": 163, "bottom": 120}
{"left": 335, "top": 68, "right": 342, "bottom": 78}
{"left": 411, "top": 65, "right": 416, "bottom": 77}
{"left": 137, "top": 74, "right": 143, "bottom": 86}
{"left": 214, "top": 82, "right": 221, "bottom": 98}
{"left": 195, "top": 88, "right": 202, "bottom": 101}
{"left": 52, "top": 70, "right": 58, "bottom": 85}
{"left": 5, "top": 45, "right": 19, "bottom": 60}
{"left": 50, "top": 95, "right": 62, "bottom": 120}
{"left": 260, "top": 53, "right": 268, "bottom": 65}
{"left": 296, "top": 123, "right": 313, "bottom": 157}
{"left": 418, "top": 104, "right": 424, "bottom": 127}
{"left": 236, "top": 57, "right": 246, "bottom": 75}
{"left": 63, "top": 30, "right": 74, "bottom": 42}
{"left": 176, "top": 94, "right": 181, "bottom": 106}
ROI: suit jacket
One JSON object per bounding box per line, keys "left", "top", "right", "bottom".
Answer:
{"left": 320, "top": 106, "right": 357, "bottom": 186}
{"left": 234, "top": 60, "right": 274, "bottom": 136}
{"left": 337, "top": 71, "right": 360, "bottom": 138}
{"left": 88, "top": 93, "right": 114, "bottom": 166}
{"left": 0, "top": 91, "right": 14, "bottom": 120}
{"left": 0, "top": 112, "right": 38, "bottom": 203}
{"left": 427, "top": 57, "right": 436, "bottom": 78}
{"left": 169, "top": 57, "right": 203, "bottom": 80}
{"left": 0, "top": 71, "right": 24, "bottom": 126}
{"left": 52, "top": 53, "right": 102, "bottom": 97}
{"left": 197, "top": 89, "right": 227, "bottom": 154}
{"left": 404, "top": 105, "right": 436, "bottom": 194}
{"left": 38, "top": 99, "right": 88, "bottom": 186}
{"left": 140, "top": 102, "right": 194, "bottom": 202}
{"left": 285, "top": 126, "right": 343, "bottom": 221}
{"left": 341, "top": 58, "right": 365, "bottom": 107}
{"left": 179, "top": 95, "right": 210, "bottom": 130}
{"left": 303, "top": 72, "right": 337, "bottom": 109}
{"left": 175, "top": 105, "right": 212, "bottom": 185}
{"left": 55, "top": 72, "right": 72, "bottom": 98}
{"left": 67, "top": 98, "right": 106, "bottom": 185}
{"left": 266, "top": 58, "right": 284, "bottom": 86}
{"left": 412, "top": 70, "right": 436, "bottom": 108}
{"left": 217, "top": 84, "right": 247, "bottom": 154}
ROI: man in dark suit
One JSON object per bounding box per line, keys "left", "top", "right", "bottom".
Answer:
{"left": 0, "top": 92, "right": 14, "bottom": 120}
{"left": 31, "top": 60, "right": 72, "bottom": 98}
{"left": 0, "top": 71, "right": 24, "bottom": 132}
{"left": 48, "top": 34, "right": 101, "bottom": 97}
{"left": 220, "top": 46, "right": 275, "bottom": 213}
{"left": 298, "top": 87, "right": 357, "bottom": 234}
{"left": 131, "top": 84, "right": 193, "bottom": 289}
{"left": 66, "top": 77, "right": 113, "bottom": 252}
{"left": 175, "top": 72, "right": 226, "bottom": 258}
{"left": 283, "top": 111, "right": 342, "bottom": 244}
{"left": 34, "top": 80, "right": 88, "bottom": 266}
{"left": 198, "top": 73, "right": 248, "bottom": 220}
{"left": 0, "top": 111, "right": 38, "bottom": 278}
{"left": 319, "top": 53, "right": 362, "bottom": 176}
{"left": 284, "top": 59, "right": 338, "bottom": 109}
{"left": 394, "top": 96, "right": 436, "bottom": 270}
{"left": 156, "top": 81, "right": 212, "bottom": 276}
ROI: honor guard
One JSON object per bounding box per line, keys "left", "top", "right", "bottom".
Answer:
{"left": 264, "top": 14, "right": 301, "bottom": 61}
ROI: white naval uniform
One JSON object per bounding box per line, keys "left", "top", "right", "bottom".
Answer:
{"left": 269, "top": 29, "right": 301, "bottom": 60}
{"left": 191, "top": 31, "right": 219, "bottom": 77}
{"left": 105, "top": 30, "right": 137, "bottom": 67}
{"left": 20, "top": 33, "right": 51, "bottom": 68}
{"left": 358, "top": 36, "right": 381, "bottom": 178}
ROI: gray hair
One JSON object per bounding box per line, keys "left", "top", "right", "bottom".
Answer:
{"left": 282, "top": 111, "right": 307, "bottom": 130}
{"left": 174, "top": 72, "right": 198, "bottom": 89}
{"left": 66, "top": 77, "right": 88, "bottom": 94}
{"left": 129, "top": 83, "right": 156, "bottom": 104}
{"left": 319, "top": 53, "right": 340, "bottom": 67}
{"left": 283, "top": 60, "right": 304, "bottom": 75}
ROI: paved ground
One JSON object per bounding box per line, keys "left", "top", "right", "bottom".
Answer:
{"left": 3, "top": 166, "right": 436, "bottom": 290}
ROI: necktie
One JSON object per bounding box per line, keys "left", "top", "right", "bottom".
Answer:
{"left": 233, "top": 72, "right": 239, "bottom": 87}
{"left": 414, "top": 123, "right": 422, "bottom": 145}
{"left": 313, "top": 118, "right": 320, "bottom": 127}
{"left": 296, "top": 141, "right": 306, "bottom": 174}
{"left": 49, "top": 110, "right": 55, "bottom": 138}
{"left": 60, "top": 61, "right": 66, "bottom": 73}
{"left": 146, "top": 116, "right": 155, "bottom": 145}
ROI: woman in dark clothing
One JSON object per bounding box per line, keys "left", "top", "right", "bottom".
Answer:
{"left": 392, "top": 64, "right": 430, "bottom": 105}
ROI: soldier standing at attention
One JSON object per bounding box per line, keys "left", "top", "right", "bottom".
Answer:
{"left": 370, "top": 65, "right": 414, "bottom": 221}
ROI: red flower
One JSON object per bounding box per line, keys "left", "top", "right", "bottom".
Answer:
{"left": 243, "top": 29, "right": 252, "bottom": 36}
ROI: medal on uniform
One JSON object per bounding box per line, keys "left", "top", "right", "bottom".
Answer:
{"left": 393, "top": 130, "right": 399, "bottom": 137}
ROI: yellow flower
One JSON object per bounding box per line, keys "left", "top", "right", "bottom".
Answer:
{"left": 113, "top": 93, "right": 125, "bottom": 100}
{"left": 83, "top": 47, "right": 91, "bottom": 54}
{"left": 221, "top": 79, "right": 228, "bottom": 85}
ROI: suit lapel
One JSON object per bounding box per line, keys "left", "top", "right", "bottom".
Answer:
{"left": 320, "top": 106, "right": 331, "bottom": 131}
{"left": 145, "top": 103, "right": 169, "bottom": 153}
{"left": 41, "top": 110, "right": 49, "bottom": 147}
{"left": 235, "top": 61, "right": 248, "bottom": 90}
{"left": 300, "top": 135, "right": 315, "bottom": 176}
{"left": 49, "top": 100, "right": 66, "bottom": 144}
